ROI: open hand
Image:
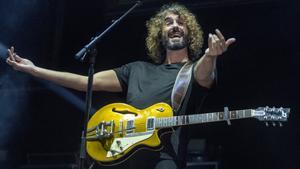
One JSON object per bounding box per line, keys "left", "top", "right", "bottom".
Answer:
{"left": 205, "top": 29, "right": 236, "bottom": 57}
{"left": 6, "top": 46, "right": 35, "bottom": 73}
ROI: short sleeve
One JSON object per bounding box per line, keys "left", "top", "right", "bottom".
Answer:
{"left": 113, "top": 64, "right": 130, "bottom": 92}
{"left": 113, "top": 61, "right": 139, "bottom": 92}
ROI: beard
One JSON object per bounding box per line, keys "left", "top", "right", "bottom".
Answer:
{"left": 161, "top": 31, "right": 188, "bottom": 50}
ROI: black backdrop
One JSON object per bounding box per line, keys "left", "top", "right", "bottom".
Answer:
{"left": 0, "top": 0, "right": 299, "bottom": 169}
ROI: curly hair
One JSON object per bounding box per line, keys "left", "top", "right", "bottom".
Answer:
{"left": 146, "top": 3, "right": 204, "bottom": 64}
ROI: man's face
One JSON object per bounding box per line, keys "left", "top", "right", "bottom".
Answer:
{"left": 161, "top": 13, "right": 188, "bottom": 51}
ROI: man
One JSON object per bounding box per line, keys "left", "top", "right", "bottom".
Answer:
{"left": 6, "top": 3, "right": 235, "bottom": 169}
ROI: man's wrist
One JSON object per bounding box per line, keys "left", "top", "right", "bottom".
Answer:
{"left": 30, "top": 66, "right": 39, "bottom": 77}
{"left": 203, "top": 53, "right": 218, "bottom": 61}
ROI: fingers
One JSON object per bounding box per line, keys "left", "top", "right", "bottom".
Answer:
{"left": 6, "top": 57, "right": 17, "bottom": 68}
{"left": 7, "top": 46, "right": 24, "bottom": 62}
{"left": 215, "top": 29, "right": 225, "bottom": 41}
{"left": 212, "top": 35, "right": 223, "bottom": 55}
{"left": 215, "top": 29, "right": 236, "bottom": 48}
{"left": 215, "top": 29, "right": 226, "bottom": 51}
{"left": 208, "top": 34, "right": 213, "bottom": 50}
{"left": 215, "top": 29, "right": 225, "bottom": 46}
{"left": 14, "top": 54, "right": 23, "bottom": 62}
{"left": 6, "top": 57, "right": 12, "bottom": 65}
{"left": 6, "top": 46, "right": 19, "bottom": 68}
{"left": 225, "top": 38, "right": 236, "bottom": 47}
{"left": 207, "top": 29, "right": 236, "bottom": 56}
{"left": 11, "top": 46, "right": 14, "bottom": 54}
{"left": 10, "top": 46, "right": 16, "bottom": 61}
{"left": 6, "top": 56, "right": 24, "bottom": 71}
{"left": 8, "top": 49, "right": 15, "bottom": 62}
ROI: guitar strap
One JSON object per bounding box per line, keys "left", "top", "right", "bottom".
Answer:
{"left": 171, "top": 61, "right": 193, "bottom": 113}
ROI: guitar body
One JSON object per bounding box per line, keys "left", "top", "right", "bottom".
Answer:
{"left": 86, "top": 102, "right": 173, "bottom": 166}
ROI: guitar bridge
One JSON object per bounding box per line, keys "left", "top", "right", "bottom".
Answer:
{"left": 86, "top": 120, "right": 114, "bottom": 141}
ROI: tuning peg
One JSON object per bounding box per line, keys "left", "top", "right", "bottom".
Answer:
{"left": 272, "top": 122, "right": 276, "bottom": 127}
{"left": 265, "top": 122, "right": 269, "bottom": 127}
{"left": 279, "top": 122, "right": 283, "bottom": 127}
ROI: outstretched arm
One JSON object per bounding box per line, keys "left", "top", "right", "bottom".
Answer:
{"left": 194, "top": 29, "right": 236, "bottom": 88}
{"left": 6, "top": 46, "right": 122, "bottom": 92}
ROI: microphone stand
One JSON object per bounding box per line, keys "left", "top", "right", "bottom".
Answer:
{"left": 74, "top": 2, "right": 142, "bottom": 169}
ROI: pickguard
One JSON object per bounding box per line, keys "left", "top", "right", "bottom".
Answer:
{"left": 107, "top": 131, "right": 154, "bottom": 157}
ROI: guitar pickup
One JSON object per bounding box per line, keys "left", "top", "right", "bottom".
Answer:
{"left": 126, "top": 120, "right": 135, "bottom": 134}
{"left": 146, "top": 117, "right": 155, "bottom": 131}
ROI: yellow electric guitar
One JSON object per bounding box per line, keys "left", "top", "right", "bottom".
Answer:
{"left": 86, "top": 102, "right": 290, "bottom": 166}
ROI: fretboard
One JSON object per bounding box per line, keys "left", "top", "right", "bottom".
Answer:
{"left": 155, "top": 109, "right": 253, "bottom": 128}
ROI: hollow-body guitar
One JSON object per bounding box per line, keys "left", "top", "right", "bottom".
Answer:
{"left": 86, "top": 102, "right": 290, "bottom": 166}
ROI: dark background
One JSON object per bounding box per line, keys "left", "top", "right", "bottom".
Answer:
{"left": 0, "top": 0, "right": 299, "bottom": 169}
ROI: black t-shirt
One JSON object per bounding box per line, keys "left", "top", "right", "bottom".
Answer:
{"left": 114, "top": 61, "right": 183, "bottom": 109}
{"left": 113, "top": 61, "right": 209, "bottom": 168}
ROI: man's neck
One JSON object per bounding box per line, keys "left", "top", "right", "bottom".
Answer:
{"left": 164, "top": 48, "right": 189, "bottom": 64}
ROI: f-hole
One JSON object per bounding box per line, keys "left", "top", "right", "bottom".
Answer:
{"left": 112, "top": 108, "right": 138, "bottom": 116}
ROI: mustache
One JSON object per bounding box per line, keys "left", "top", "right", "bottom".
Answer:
{"left": 168, "top": 27, "right": 184, "bottom": 37}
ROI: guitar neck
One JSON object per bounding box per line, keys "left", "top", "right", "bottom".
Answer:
{"left": 155, "top": 109, "right": 254, "bottom": 128}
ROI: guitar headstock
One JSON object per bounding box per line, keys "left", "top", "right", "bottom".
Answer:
{"left": 253, "top": 106, "right": 290, "bottom": 127}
